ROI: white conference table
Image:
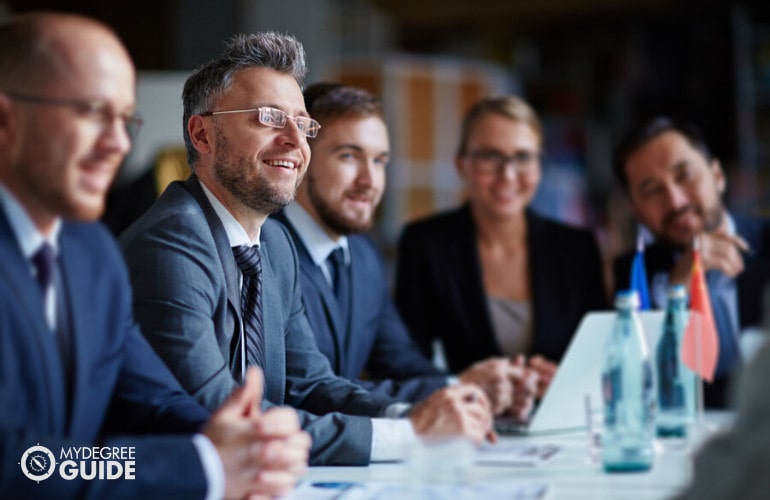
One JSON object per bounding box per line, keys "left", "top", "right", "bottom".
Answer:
{"left": 294, "top": 412, "right": 734, "bottom": 500}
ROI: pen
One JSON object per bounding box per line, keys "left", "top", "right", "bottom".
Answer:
{"left": 311, "top": 481, "right": 363, "bottom": 499}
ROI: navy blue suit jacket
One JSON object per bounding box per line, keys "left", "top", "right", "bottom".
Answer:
{"left": 273, "top": 211, "right": 447, "bottom": 402}
{"left": 613, "top": 214, "right": 770, "bottom": 407}
{"left": 0, "top": 209, "right": 210, "bottom": 499}
{"left": 396, "top": 205, "right": 609, "bottom": 372}
{"left": 120, "top": 176, "right": 396, "bottom": 465}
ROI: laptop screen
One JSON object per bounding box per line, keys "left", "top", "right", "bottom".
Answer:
{"left": 509, "top": 310, "right": 665, "bottom": 434}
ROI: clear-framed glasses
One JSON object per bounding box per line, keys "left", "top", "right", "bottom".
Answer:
{"left": 466, "top": 149, "right": 542, "bottom": 176}
{"left": 5, "top": 91, "right": 144, "bottom": 139}
{"left": 200, "top": 106, "right": 321, "bottom": 138}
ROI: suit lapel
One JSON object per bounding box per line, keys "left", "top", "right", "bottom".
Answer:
{"left": 274, "top": 212, "right": 347, "bottom": 368}
{"left": 456, "top": 205, "right": 500, "bottom": 355}
{"left": 346, "top": 239, "right": 367, "bottom": 365}
{"left": 181, "top": 176, "right": 244, "bottom": 380}
{"left": 0, "top": 210, "right": 68, "bottom": 433}
{"left": 257, "top": 230, "right": 286, "bottom": 403}
{"left": 58, "top": 225, "right": 89, "bottom": 434}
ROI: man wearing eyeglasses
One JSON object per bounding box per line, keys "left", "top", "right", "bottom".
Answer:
{"left": 120, "top": 32, "right": 495, "bottom": 466}
{"left": 0, "top": 12, "right": 311, "bottom": 499}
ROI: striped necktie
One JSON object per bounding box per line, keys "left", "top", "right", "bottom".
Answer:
{"left": 232, "top": 245, "right": 265, "bottom": 368}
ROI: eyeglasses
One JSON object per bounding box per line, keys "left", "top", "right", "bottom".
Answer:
{"left": 465, "top": 149, "right": 542, "bottom": 176}
{"left": 5, "top": 91, "right": 144, "bottom": 139}
{"left": 200, "top": 106, "right": 321, "bottom": 138}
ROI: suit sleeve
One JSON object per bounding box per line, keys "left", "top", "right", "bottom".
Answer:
{"left": 363, "top": 294, "right": 448, "bottom": 402}
{"left": 0, "top": 432, "right": 206, "bottom": 500}
{"left": 674, "top": 342, "right": 770, "bottom": 499}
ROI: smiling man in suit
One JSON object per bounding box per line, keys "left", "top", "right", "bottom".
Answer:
{"left": 0, "top": 11, "right": 310, "bottom": 499}
{"left": 119, "top": 33, "right": 495, "bottom": 466}
{"left": 612, "top": 116, "right": 770, "bottom": 407}
{"left": 272, "top": 83, "right": 535, "bottom": 418}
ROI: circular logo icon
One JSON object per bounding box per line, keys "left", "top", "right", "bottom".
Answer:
{"left": 20, "top": 444, "right": 56, "bottom": 482}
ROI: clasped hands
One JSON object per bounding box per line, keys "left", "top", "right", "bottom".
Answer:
{"left": 202, "top": 368, "right": 311, "bottom": 500}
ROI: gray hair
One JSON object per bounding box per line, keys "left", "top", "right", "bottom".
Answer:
{"left": 182, "top": 32, "right": 307, "bottom": 167}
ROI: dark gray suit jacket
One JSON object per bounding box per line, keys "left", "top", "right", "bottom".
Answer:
{"left": 120, "top": 175, "right": 396, "bottom": 465}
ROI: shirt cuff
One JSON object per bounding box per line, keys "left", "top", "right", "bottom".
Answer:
{"left": 370, "top": 417, "right": 418, "bottom": 462}
{"left": 383, "top": 402, "right": 412, "bottom": 418}
{"left": 192, "top": 433, "right": 225, "bottom": 500}
{"left": 446, "top": 375, "right": 460, "bottom": 386}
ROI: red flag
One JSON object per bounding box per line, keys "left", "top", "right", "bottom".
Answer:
{"left": 680, "top": 250, "right": 720, "bottom": 382}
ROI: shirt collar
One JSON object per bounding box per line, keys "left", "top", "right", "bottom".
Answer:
{"left": 199, "top": 181, "right": 260, "bottom": 248}
{"left": 0, "top": 183, "right": 62, "bottom": 258}
{"left": 283, "top": 202, "right": 349, "bottom": 267}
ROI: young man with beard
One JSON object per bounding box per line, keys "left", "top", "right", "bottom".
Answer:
{"left": 612, "top": 116, "right": 770, "bottom": 407}
{"left": 272, "top": 83, "right": 536, "bottom": 419}
{"left": 120, "top": 35, "right": 495, "bottom": 467}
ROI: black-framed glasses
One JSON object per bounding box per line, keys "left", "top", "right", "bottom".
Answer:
{"left": 466, "top": 149, "right": 542, "bottom": 176}
{"left": 200, "top": 106, "right": 321, "bottom": 138}
{"left": 5, "top": 91, "right": 144, "bottom": 139}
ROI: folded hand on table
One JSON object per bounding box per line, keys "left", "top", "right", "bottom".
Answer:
{"left": 203, "top": 368, "right": 311, "bottom": 500}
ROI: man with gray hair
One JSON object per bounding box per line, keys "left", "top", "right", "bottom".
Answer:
{"left": 0, "top": 12, "right": 309, "bottom": 499}
{"left": 120, "top": 32, "right": 494, "bottom": 466}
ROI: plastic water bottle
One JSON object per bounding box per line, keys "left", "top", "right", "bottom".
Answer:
{"left": 656, "top": 284, "right": 697, "bottom": 437}
{"left": 601, "top": 290, "right": 656, "bottom": 472}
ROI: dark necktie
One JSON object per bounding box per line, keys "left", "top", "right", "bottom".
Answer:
{"left": 327, "top": 247, "right": 350, "bottom": 323}
{"left": 31, "top": 243, "right": 54, "bottom": 297}
{"left": 31, "top": 243, "right": 73, "bottom": 416}
{"left": 232, "top": 245, "right": 265, "bottom": 369}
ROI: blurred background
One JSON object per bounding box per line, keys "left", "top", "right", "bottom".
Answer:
{"left": 4, "top": 0, "right": 770, "bottom": 284}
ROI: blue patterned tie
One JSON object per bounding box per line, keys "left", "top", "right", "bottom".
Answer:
{"left": 232, "top": 245, "right": 265, "bottom": 368}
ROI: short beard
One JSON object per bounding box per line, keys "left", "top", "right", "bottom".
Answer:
{"left": 306, "top": 173, "right": 374, "bottom": 235}
{"left": 662, "top": 202, "right": 725, "bottom": 249}
{"left": 213, "top": 129, "right": 299, "bottom": 216}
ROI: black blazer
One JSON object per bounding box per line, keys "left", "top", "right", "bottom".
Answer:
{"left": 613, "top": 213, "right": 770, "bottom": 407}
{"left": 395, "top": 204, "right": 608, "bottom": 372}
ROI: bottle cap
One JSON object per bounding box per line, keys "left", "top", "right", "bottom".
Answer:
{"left": 615, "top": 289, "right": 640, "bottom": 309}
{"left": 667, "top": 284, "right": 687, "bottom": 300}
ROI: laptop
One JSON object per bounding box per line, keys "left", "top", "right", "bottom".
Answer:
{"left": 495, "top": 310, "right": 665, "bottom": 435}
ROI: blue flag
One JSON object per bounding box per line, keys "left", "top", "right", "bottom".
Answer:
{"left": 630, "top": 237, "right": 651, "bottom": 310}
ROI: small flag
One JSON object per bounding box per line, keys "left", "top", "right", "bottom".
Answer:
{"left": 630, "top": 236, "right": 651, "bottom": 310}
{"left": 680, "top": 249, "right": 720, "bottom": 382}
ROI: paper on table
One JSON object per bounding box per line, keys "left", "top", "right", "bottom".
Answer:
{"left": 476, "top": 442, "right": 561, "bottom": 466}
{"left": 283, "top": 480, "right": 551, "bottom": 499}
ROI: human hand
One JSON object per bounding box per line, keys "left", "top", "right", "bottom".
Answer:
{"left": 203, "top": 368, "right": 310, "bottom": 499}
{"left": 409, "top": 384, "right": 495, "bottom": 445}
{"left": 458, "top": 357, "right": 514, "bottom": 416}
{"left": 698, "top": 231, "right": 749, "bottom": 278}
{"left": 527, "top": 354, "right": 557, "bottom": 400}
{"left": 670, "top": 232, "right": 750, "bottom": 285}
{"left": 508, "top": 355, "right": 538, "bottom": 421}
